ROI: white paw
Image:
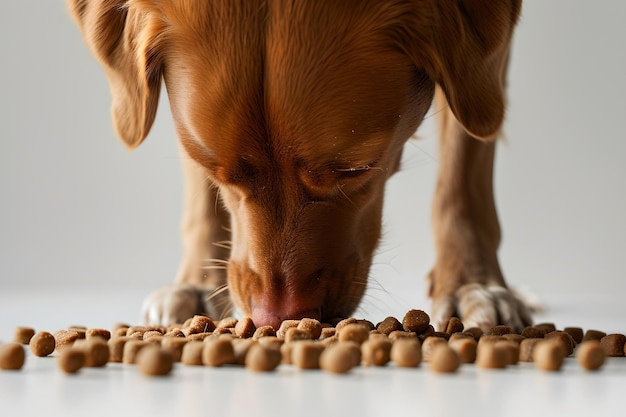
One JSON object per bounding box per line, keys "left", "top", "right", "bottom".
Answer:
{"left": 431, "top": 283, "right": 533, "bottom": 333}
{"left": 141, "top": 284, "right": 205, "bottom": 326}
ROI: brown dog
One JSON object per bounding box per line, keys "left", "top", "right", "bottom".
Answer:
{"left": 68, "top": 0, "right": 531, "bottom": 332}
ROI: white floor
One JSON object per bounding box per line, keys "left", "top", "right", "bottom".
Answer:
{"left": 1, "top": 289, "right": 624, "bottom": 417}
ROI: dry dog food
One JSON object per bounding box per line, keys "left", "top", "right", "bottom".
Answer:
{"left": 421, "top": 336, "right": 447, "bottom": 362}
{"left": 338, "top": 323, "right": 369, "bottom": 345}
{"left": 319, "top": 342, "right": 357, "bottom": 374}
{"left": 0, "top": 343, "right": 26, "bottom": 370}
{"left": 402, "top": 309, "right": 430, "bottom": 333}
{"left": 533, "top": 340, "right": 564, "bottom": 371}
{"left": 519, "top": 338, "right": 542, "bottom": 362}
{"left": 181, "top": 341, "right": 204, "bottom": 366}
{"left": 476, "top": 342, "right": 508, "bottom": 369}
{"left": 297, "top": 318, "right": 323, "bottom": 340}
{"left": 563, "top": 327, "right": 584, "bottom": 344}
{"left": 123, "top": 340, "right": 148, "bottom": 364}
{"left": 600, "top": 334, "right": 626, "bottom": 357}
{"left": 13, "top": 327, "right": 35, "bottom": 345}
{"left": 234, "top": 317, "right": 256, "bottom": 339}
{"left": 137, "top": 346, "right": 174, "bottom": 376}
{"left": 576, "top": 340, "right": 606, "bottom": 370}
{"left": 86, "top": 328, "right": 111, "bottom": 341}
{"left": 202, "top": 337, "right": 235, "bottom": 367}
{"left": 390, "top": 338, "right": 421, "bottom": 367}
{"left": 54, "top": 330, "right": 81, "bottom": 351}
{"left": 291, "top": 341, "right": 325, "bottom": 369}
{"left": 245, "top": 343, "right": 282, "bottom": 372}
{"left": 361, "top": 338, "right": 392, "bottom": 367}
{"left": 429, "top": 344, "right": 460, "bottom": 373}
{"left": 57, "top": 348, "right": 86, "bottom": 374}
{"left": 448, "top": 337, "right": 477, "bottom": 364}
{"left": 74, "top": 338, "right": 109, "bottom": 367}
{"left": 30, "top": 331, "right": 56, "bottom": 357}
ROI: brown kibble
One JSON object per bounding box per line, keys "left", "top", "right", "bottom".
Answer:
{"left": 445, "top": 317, "right": 464, "bottom": 334}
{"left": 143, "top": 331, "right": 164, "bottom": 342}
{"left": 544, "top": 331, "right": 575, "bottom": 356}
{"left": 495, "top": 341, "right": 520, "bottom": 365}
{"left": 449, "top": 338, "right": 477, "bottom": 364}
{"left": 234, "top": 316, "right": 256, "bottom": 339}
{"left": 600, "top": 334, "right": 626, "bottom": 357}
{"left": 74, "top": 337, "right": 109, "bottom": 367}
{"left": 57, "top": 348, "right": 86, "bottom": 374}
{"left": 245, "top": 344, "right": 282, "bottom": 372}
{"left": 521, "top": 326, "right": 547, "bottom": 339}
{"left": 377, "top": 316, "right": 402, "bottom": 335}
{"left": 320, "top": 327, "right": 336, "bottom": 339}
{"left": 13, "top": 327, "right": 35, "bottom": 345}
{"left": 582, "top": 329, "right": 607, "bottom": 342}
{"left": 390, "top": 339, "right": 421, "bottom": 367}
{"left": 388, "top": 330, "right": 419, "bottom": 341}
{"left": 252, "top": 326, "right": 276, "bottom": 340}
{"left": 476, "top": 343, "right": 508, "bottom": 369}
{"left": 356, "top": 319, "right": 375, "bottom": 331}
{"left": 125, "top": 326, "right": 147, "bottom": 337}
{"left": 297, "top": 318, "right": 323, "bottom": 340}
{"left": 535, "top": 323, "right": 557, "bottom": 333}
{"left": 402, "top": 309, "right": 430, "bottom": 333}
{"left": 464, "top": 327, "right": 484, "bottom": 341}
{"left": 54, "top": 330, "right": 81, "bottom": 351}
{"left": 284, "top": 328, "right": 312, "bottom": 343}
{"left": 334, "top": 318, "right": 357, "bottom": 332}
{"left": 361, "top": 338, "right": 392, "bottom": 367}
{"left": 202, "top": 338, "right": 235, "bottom": 367}
{"left": 429, "top": 344, "right": 460, "bottom": 373}
{"left": 30, "top": 331, "right": 56, "bottom": 357}
{"left": 533, "top": 340, "right": 564, "bottom": 371}
{"left": 161, "top": 337, "right": 188, "bottom": 362}
{"left": 320, "top": 343, "right": 356, "bottom": 374}
{"left": 449, "top": 332, "right": 475, "bottom": 343}
{"left": 68, "top": 327, "right": 87, "bottom": 339}
{"left": 185, "top": 315, "right": 216, "bottom": 336}
{"left": 123, "top": 340, "right": 148, "bottom": 364}
{"left": 277, "top": 320, "right": 300, "bottom": 339}
{"left": 421, "top": 336, "right": 447, "bottom": 362}
{"left": 181, "top": 341, "right": 204, "bottom": 366}
{"left": 338, "top": 323, "right": 369, "bottom": 345}
{"left": 186, "top": 332, "right": 213, "bottom": 341}
{"left": 257, "top": 336, "right": 283, "bottom": 349}
{"left": 502, "top": 334, "right": 524, "bottom": 345}
{"left": 164, "top": 328, "right": 185, "bottom": 338}
{"left": 320, "top": 335, "right": 338, "bottom": 347}
{"left": 232, "top": 338, "right": 257, "bottom": 365}
{"left": 577, "top": 340, "right": 606, "bottom": 371}
{"left": 0, "top": 343, "right": 25, "bottom": 370}
{"left": 86, "top": 328, "right": 111, "bottom": 341}
{"left": 108, "top": 337, "right": 132, "bottom": 362}
{"left": 217, "top": 317, "right": 238, "bottom": 329}
{"left": 280, "top": 342, "right": 293, "bottom": 364}
{"left": 487, "top": 325, "right": 515, "bottom": 336}
{"left": 564, "top": 327, "right": 584, "bottom": 344}
{"left": 519, "top": 338, "right": 542, "bottom": 362}
{"left": 291, "top": 341, "right": 325, "bottom": 369}
{"left": 137, "top": 346, "right": 174, "bottom": 376}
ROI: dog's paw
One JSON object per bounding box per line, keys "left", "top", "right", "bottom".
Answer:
{"left": 141, "top": 284, "right": 207, "bottom": 326}
{"left": 431, "top": 283, "right": 533, "bottom": 333}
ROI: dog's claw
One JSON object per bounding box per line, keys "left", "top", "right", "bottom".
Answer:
{"left": 431, "top": 283, "right": 533, "bottom": 333}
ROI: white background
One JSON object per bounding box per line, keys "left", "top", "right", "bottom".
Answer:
{"left": 1, "top": 0, "right": 625, "bottom": 326}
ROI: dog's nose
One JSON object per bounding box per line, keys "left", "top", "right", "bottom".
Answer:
{"left": 251, "top": 306, "right": 322, "bottom": 330}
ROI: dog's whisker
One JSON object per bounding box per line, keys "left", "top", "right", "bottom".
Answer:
{"left": 213, "top": 240, "right": 232, "bottom": 250}
{"left": 204, "top": 258, "right": 230, "bottom": 265}
{"left": 206, "top": 283, "right": 230, "bottom": 302}
{"left": 201, "top": 265, "right": 227, "bottom": 270}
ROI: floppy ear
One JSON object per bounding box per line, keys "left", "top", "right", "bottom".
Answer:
{"left": 409, "top": 0, "right": 521, "bottom": 140}
{"left": 67, "top": 0, "right": 164, "bottom": 149}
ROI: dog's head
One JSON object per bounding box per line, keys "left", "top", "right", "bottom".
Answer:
{"left": 69, "top": 0, "right": 520, "bottom": 328}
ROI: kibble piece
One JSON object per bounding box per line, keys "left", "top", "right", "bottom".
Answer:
{"left": 476, "top": 343, "right": 508, "bottom": 369}
{"left": 143, "top": 331, "right": 164, "bottom": 342}
{"left": 519, "top": 338, "right": 542, "bottom": 362}
{"left": 161, "top": 337, "right": 188, "bottom": 362}
{"left": 600, "top": 334, "right": 626, "bottom": 357}
{"left": 280, "top": 342, "right": 294, "bottom": 365}
{"left": 320, "top": 327, "right": 336, "bottom": 339}
{"left": 234, "top": 317, "right": 257, "bottom": 339}
{"left": 13, "top": 327, "right": 35, "bottom": 345}
{"left": 297, "top": 318, "right": 323, "bottom": 340}
{"left": 320, "top": 343, "right": 357, "bottom": 374}
{"left": 402, "top": 309, "right": 430, "bottom": 333}
{"left": 357, "top": 319, "right": 375, "bottom": 331}
{"left": 576, "top": 340, "right": 606, "bottom": 370}
{"left": 449, "top": 338, "right": 477, "bottom": 364}
{"left": 137, "top": 346, "right": 174, "bottom": 376}
{"left": 252, "top": 326, "right": 276, "bottom": 340}
{"left": 390, "top": 339, "right": 421, "bottom": 367}
{"left": 257, "top": 336, "right": 284, "bottom": 349}
{"left": 449, "top": 333, "right": 475, "bottom": 343}
{"left": 445, "top": 317, "right": 464, "bottom": 335}
{"left": 418, "top": 325, "right": 435, "bottom": 341}
{"left": 0, "top": 343, "right": 25, "bottom": 370}
{"left": 126, "top": 326, "right": 147, "bottom": 337}
{"left": 181, "top": 341, "right": 204, "bottom": 366}
{"left": 477, "top": 335, "right": 506, "bottom": 348}
{"left": 502, "top": 334, "right": 524, "bottom": 345}
{"left": 285, "top": 328, "right": 313, "bottom": 343}
{"left": 68, "top": 327, "right": 87, "bottom": 339}
{"left": 277, "top": 320, "right": 300, "bottom": 339}
{"left": 108, "top": 337, "right": 132, "bottom": 363}
{"left": 521, "top": 326, "right": 547, "bottom": 339}
{"left": 30, "top": 331, "right": 56, "bottom": 357}
{"left": 54, "top": 330, "right": 81, "bottom": 351}
{"left": 74, "top": 337, "right": 109, "bottom": 367}
{"left": 86, "top": 328, "right": 111, "bottom": 341}
{"left": 217, "top": 317, "right": 238, "bottom": 329}
{"left": 164, "top": 328, "right": 185, "bottom": 338}
{"left": 495, "top": 341, "right": 520, "bottom": 365}
{"left": 361, "top": 338, "right": 392, "bottom": 367}
{"left": 57, "top": 348, "right": 86, "bottom": 374}
{"left": 487, "top": 325, "right": 515, "bottom": 336}
{"left": 564, "top": 327, "right": 584, "bottom": 344}
{"left": 533, "top": 340, "right": 564, "bottom": 371}
{"left": 334, "top": 318, "right": 357, "bottom": 332}
{"left": 320, "top": 335, "right": 338, "bottom": 348}
{"left": 429, "top": 344, "right": 460, "bottom": 373}
{"left": 421, "top": 336, "right": 447, "bottom": 362}
{"left": 232, "top": 338, "right": 257, "bottom": 365}
{"left": 582, "top": 329, "right": 606, "bottom": 342}
{"left": 185, "top": 315, "right": 216, "bottom": 336}
{"left": 338, "top": 323, "right": 369, "bottom": 345}
{"left": 535, "top": 323, "right": 557, "bottom": 333}
{"left": 544, "top": 331, "right": 575, "bottom": 356}
{"left": 245, "top": 344, "right": 282, "bottom": 372}
{"left": 464, "top": 327, "right": 484, "bottom": 341}
{"left": 187, "top": 332, "right": 214, "bottom": 341}
{"left": 123, "top": 340, "right": 149, "bottom": 364}
{"left": 377, "top": 316, "right": 403, "bottom": 335}
{"left": 202, "top": 338, "right": 235, "bottom": 367}
{"left": 388, "top": 330, "right": 418, "bottom": 341}
{"left": 291, "top": 341, "right": 325, "bottom": 369}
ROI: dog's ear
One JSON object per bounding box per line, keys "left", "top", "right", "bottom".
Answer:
{"left": 67, "top": 0, "right": 164, "bottom": 149}
{"left": 408, "top": 0, "right": 521, "bottom": 140}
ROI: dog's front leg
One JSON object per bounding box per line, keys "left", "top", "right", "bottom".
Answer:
{"left": 142, "top": 146, "right": 231, "bottom": 326}
{"left": 429, "top": 88, "right": 532, "bottom": 333}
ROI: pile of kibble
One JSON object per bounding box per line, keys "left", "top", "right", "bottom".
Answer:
{"left": 1, "top": 309, "right": 625, "bottom": 376}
